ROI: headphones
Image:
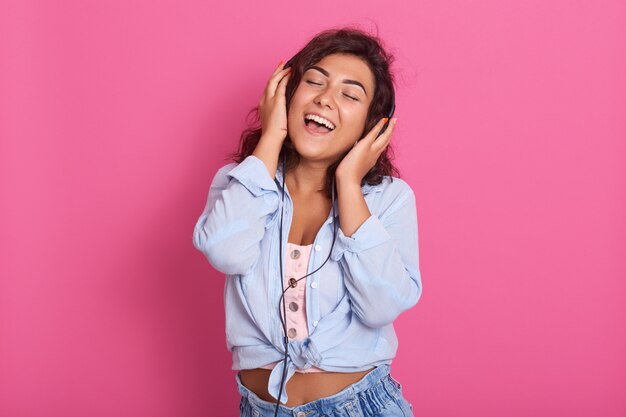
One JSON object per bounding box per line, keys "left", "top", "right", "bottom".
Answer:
{"left": 271, "top": 55, "right": 395, "bottom": 415}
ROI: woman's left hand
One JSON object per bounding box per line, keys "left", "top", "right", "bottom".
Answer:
{"left": 335, "top": 117, "right": 398, "bottom": 185}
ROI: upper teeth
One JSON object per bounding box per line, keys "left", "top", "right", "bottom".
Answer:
{"left": 305, "top": 114, "right": 335, "bottom": 130}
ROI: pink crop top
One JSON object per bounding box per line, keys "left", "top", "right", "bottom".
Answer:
{"left": 261, "top": 242, "right": 324, "bottom": 373}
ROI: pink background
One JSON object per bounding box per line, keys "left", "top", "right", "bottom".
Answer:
{"left": 1, "top": 1, "right": 625, "bottom": 416}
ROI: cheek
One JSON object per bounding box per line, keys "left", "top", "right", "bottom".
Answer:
{"left": 341, "top": 109, "right": 368, "bottom": 133}
{"left": 287, "top": 90, "right": 307, "bottom": 118}
{"left": 290, "top": 83, "right": 311, "bottom": 104}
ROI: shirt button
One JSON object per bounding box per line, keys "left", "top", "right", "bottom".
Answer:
{"left": 289, "top": 302, "right": 299, "bottom": 312}
{"left": 310, "top": 282, "right": 318, "bottom": 289}
{"left": 315, "top": 245, "right": 321, "bottom": 251}
{"left": 297, "top": 413, "right": 307, "bottom": 417}
{"left": 288, "top": 328, "right": 297, "bottom": 338}
{"left": 289, "top": 278, "right": 298, "bottom": 288}
{"left": 290, "top": 249, "right": 301, "bottom": 259}
{"left": 313, "top": 320, "right": 319, "bottom": 327}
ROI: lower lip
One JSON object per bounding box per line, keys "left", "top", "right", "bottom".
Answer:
{"left": 303, "top": 119, "right": 334, "bottom": 137}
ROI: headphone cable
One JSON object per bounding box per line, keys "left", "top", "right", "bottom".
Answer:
{"left": 273, "top": 152, "right": 338, "bottom": 415}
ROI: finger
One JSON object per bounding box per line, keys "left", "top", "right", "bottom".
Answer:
{"left": 373, "top": 118, "right": 397, "bottom": 151}
{"left": 269, "top": 59, "right": 287, "bottom": 77}
{"left": 264, "top": 68, "right": 291, "bottom": 101}
{"left": 361, "top": 117, "right": 389, "bottom": 144}
{"left": 275, "top": 71, "right": 291, "bottom": 101}
{"left": 265, "top": 67, "right": 292, "bottom": 100}
{"left": 262, "top": 62, "right": 286, "bottom": 102}
{"left": 373, "top": 118, "right": 397, "bottom": 152}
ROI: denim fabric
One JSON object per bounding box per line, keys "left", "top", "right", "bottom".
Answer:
{"left": 193, "top": 155, "right": 423, "bottom": 403}
{"left": 236, "top": 364, "right": 414, "bottom": 417}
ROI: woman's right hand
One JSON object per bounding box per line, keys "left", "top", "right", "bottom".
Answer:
{"left": 258, "top": 61, "right": 292, "bottom": 143}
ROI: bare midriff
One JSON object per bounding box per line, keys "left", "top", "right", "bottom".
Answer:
{"left": 238, "top": 368, "right": 375, "bottom": 407}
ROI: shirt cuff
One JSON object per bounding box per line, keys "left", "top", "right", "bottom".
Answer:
{"left": 330, "top": 214, "right": 392, "bottom": 261}
{"left": 226, "top": 155, "right": 280, "bottom": 199}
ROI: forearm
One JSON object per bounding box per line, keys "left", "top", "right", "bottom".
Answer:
{"left": 252, "top": 135, "right": 283, "bottom": 180}
{"left": 336, "top": 178, "right": 370, "bottom": 237}
{"left": 330, "top": 180, "right": 423, "bottom": 327}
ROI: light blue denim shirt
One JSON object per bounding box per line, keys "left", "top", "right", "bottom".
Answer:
{"left": 192, "top": 154, "right": 422, "bottom": 404}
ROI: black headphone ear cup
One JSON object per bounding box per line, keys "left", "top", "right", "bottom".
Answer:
{"left": 388, "top": 101, "right": 396, "bottom": 119}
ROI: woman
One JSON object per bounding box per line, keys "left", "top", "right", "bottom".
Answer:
{"left": 193, "top": 27, "right": 422, "bottom": 417}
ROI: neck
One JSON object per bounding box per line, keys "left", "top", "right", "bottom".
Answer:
{"left": 285, "top": 160, "right": 330, "bottom": 197}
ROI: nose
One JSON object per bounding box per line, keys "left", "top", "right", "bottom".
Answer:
{"left": 314, "top": 88, "right": 336, "bottom": 110}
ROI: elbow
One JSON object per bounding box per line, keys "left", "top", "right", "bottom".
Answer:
{"left": 414, "top": 279, "right": 423, "bottom": 306}
{"left": 353, "top": 280, "right": 423, "bottom": 329}
{"left": 196, "top": 238, "right": 255, "bottom": 275}
{"left": 192, "top": 223, "right": 255, "bottom": 275}
{"left": 356, "top": 302, "right": 415, "bottom": 329}
{"left": 356, "top": 310, "right": 398, "bottom": 328}
{"left": 411, "top": 270, "right": 423, "bottom": 307}
{"left": 351, "top": 298, "right": 402, "bottom": 328}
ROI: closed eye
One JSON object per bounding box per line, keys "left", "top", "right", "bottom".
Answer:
{"left": 306, "top": 80, "right": 359, "bottom": 101}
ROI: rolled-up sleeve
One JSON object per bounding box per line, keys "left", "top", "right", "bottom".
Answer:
{"left": 330, "top": 182, "right": 422, "bottom": 328}
{"left": 193, "top": 155, "right": 281, "bottom": 275}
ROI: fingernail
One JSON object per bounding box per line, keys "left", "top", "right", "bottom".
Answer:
{"left": 382, "top": 117, "right": 389, "bottom": 124}
{"left": 278, "top": 59, "right": 284, "bottom": 67}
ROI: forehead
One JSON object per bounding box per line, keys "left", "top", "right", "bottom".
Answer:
{"left": 307, "top": 53, "right": 375, "bottom": 90}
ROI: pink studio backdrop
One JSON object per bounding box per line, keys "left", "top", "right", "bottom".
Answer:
{"left": 1, "top": 1, "right": 624, "bottom": 416}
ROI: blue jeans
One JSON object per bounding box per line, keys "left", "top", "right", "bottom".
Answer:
{"left": 236, "top": 364, "right": 414, "bottom": 417}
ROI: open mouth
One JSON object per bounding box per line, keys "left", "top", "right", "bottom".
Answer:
{"left": 303, "top": 114, "right": 335, "bottom": 135}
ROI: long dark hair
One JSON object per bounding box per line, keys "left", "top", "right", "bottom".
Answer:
{"left": 227, "top": 26, "right": 400, "bottom": 198}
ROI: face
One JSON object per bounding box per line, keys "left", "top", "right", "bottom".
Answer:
{"left": 287, "top": 53, "right": 375, "bottom": 166}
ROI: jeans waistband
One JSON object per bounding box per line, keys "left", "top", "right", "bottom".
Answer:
{"left": 236, "top": 364, "right": 399, "bottom": 416}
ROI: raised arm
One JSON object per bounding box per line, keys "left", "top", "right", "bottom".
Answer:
{"left": 330, "top": 179, "right": 423, "bottom": 328}
{"left": 192, "top": 155, "right": 281, "bottom": 275}
{"left": 193, "top": 60, "right": 293, "bottom": 275}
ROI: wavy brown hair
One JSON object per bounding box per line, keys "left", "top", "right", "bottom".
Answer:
{"left": 227, "top": 26, "right": 400, "bottom": 198}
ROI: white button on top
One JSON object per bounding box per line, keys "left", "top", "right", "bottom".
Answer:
{"left": 310, "top": 282, "right": 318, "bottom": 289}
{"left": 313, "top": 320, "right": 319, "bottom": 327}
{"left": 296, "top": 412, "right": 307, "bottom": 417}
{"left": 314, "top": 244, "right": 321, "bottom": 251}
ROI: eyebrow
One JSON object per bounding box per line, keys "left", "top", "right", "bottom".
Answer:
{"left": 307, "top": 65, "right": 369, "bottom": 97}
